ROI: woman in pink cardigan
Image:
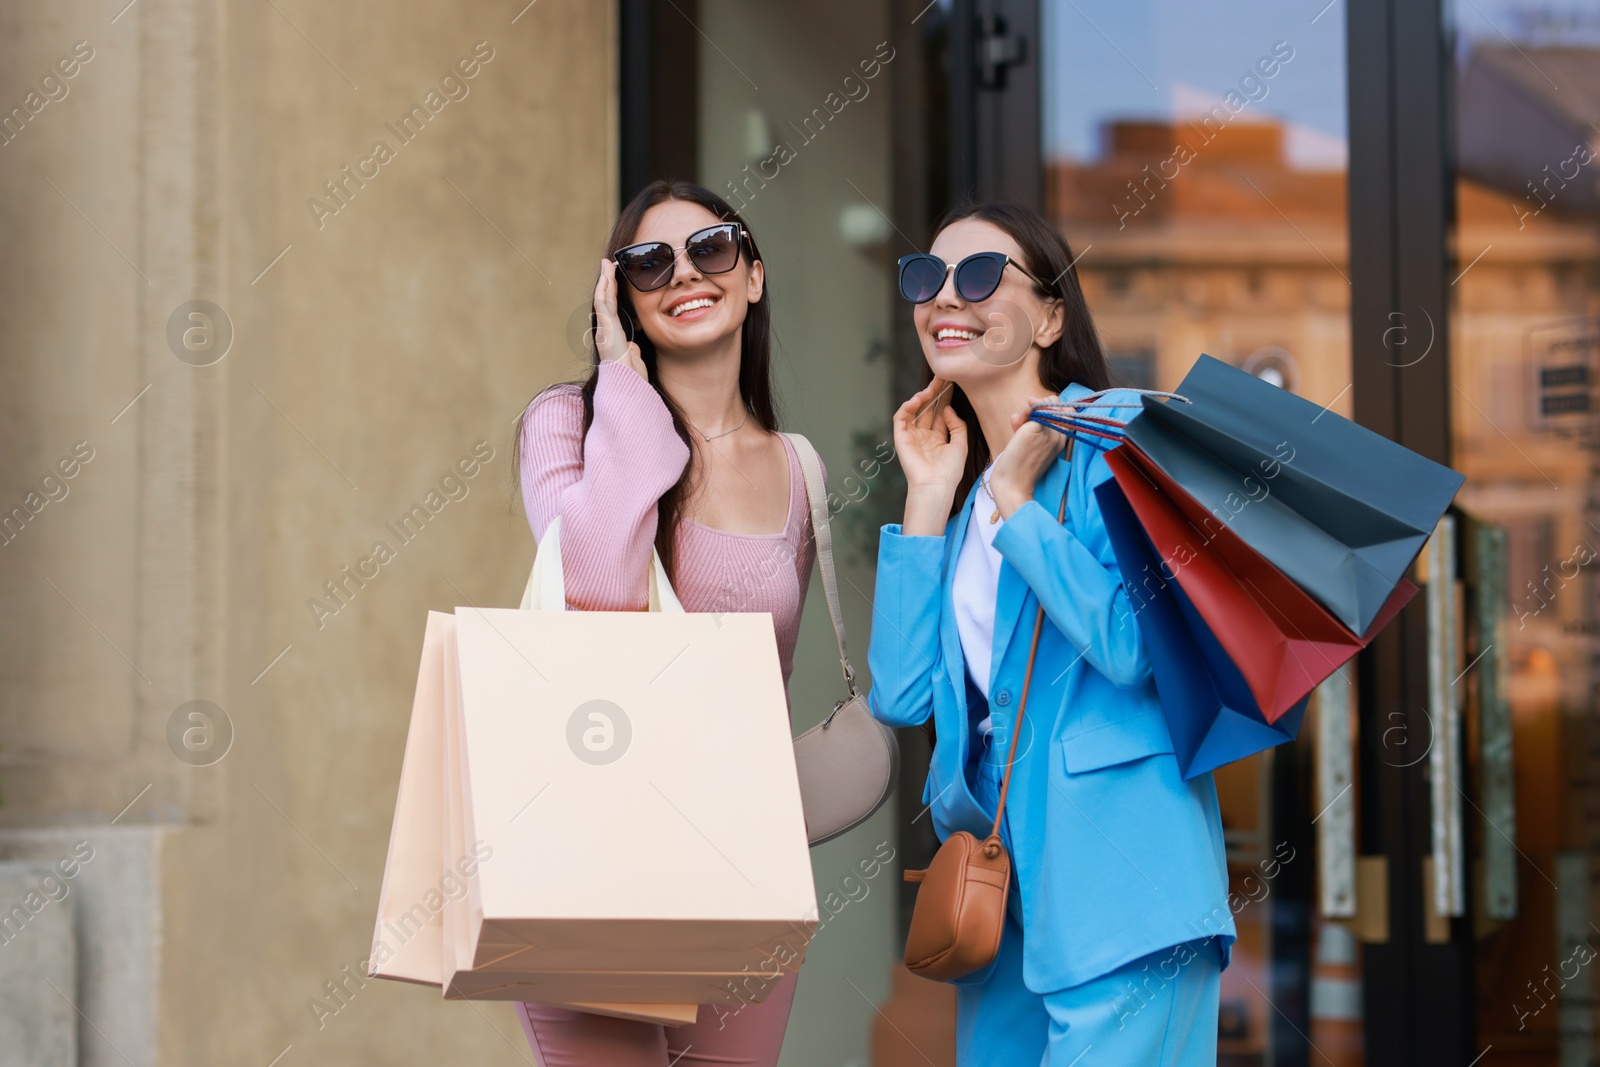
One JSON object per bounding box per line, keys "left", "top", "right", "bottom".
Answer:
{"left": 513, "top": 180, "right": 818, "bottom": 1065}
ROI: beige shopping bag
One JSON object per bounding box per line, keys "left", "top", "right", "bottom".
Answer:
{"left": 373, "top": 518, "right": 815, "bottom": 1026}
{"left": 444, "top": 968, "right": 765, "bottom": 1003}
{"left": 373, "top": 611, "right": 705, "bottom": 1027}
{"left": 473, "top": 518, "right": 713, "bottom": 1023}
{"left": 560, "top": 1002, "right": 700, "bottom": 1025}
{"left": 369, "top": 612, "right": 698, "bottom": 1028}
{"left": 448, "top": 602, "right": 816, "bottom": 969}
{"left": 462, "top": 928, "right": 812, "bottom": 975}
{"left": 368, "top": 610, "right": 455, "bottom": 988}
{"left": 441, "top": 517, "right": 814, "bottom": 985}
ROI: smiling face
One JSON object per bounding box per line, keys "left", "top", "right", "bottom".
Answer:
{"left": 619, "top": 199, "right": 764, "bottom": 356}
{"left": 914, "top": 218, "right": 1063, "bottom": 384}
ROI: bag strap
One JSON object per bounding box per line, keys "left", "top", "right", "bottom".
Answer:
{"left": 780, "top": 432, "right": 859, "bottom": 698}
{"left": 522, "top": 516, "right": 684, "bottom": 613}
{"left": 990, "top": 439, "right": 1075, "bottom": 840}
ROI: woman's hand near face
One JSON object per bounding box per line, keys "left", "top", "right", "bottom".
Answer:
{"left": 894, "top": 377, "right": 967, "bottom": 536}
{"left": 593, "top": 259, "right": 648, "bottom": 380}
{"left": 988, "top": 395, "right": 1068, "bottom": 520}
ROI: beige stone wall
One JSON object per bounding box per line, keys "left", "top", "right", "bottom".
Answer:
{"left": 0, "top": 2, "right": 171, "bottom": 830}
{"left": 1, "top": 0, "right": 615, "bottom": 1063}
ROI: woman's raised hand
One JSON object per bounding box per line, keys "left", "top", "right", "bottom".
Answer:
{"left": 593, "top": 259, "right": 647, "bottom": 379}
{"left": 988, "top": 394, "right": 1068, "bottom": 520}
{"left": 893, "top": 377, "right": 967, "bottom": 536}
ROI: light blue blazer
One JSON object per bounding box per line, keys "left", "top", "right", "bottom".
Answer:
{"left": 867, "top": 384, "right": 1235, "bottom": 992}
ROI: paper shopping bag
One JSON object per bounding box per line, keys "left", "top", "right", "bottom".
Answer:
{"left": 1123, "top": 354, "right": 1462, "bottom": 634}
{"left": 563, "top": 1003, "right": 700, "bottom": 1026}
{"left": 368, "top": 610, "right": 455, "bottom": 987}
{"left": 1106, "top": 445, "right": 1414, "bottom": 721}
{"left": 371, "top": 612, "right": 713, "bottom": 1027}
{"left": 445, "top": 980, "right": 699, "bottom": 1026}
{"left": 447, "top": 606, "right": 817, "bottom": 977}
{"left": 460, "top": 929, "right": 809, "bottom": 976}
{"left": 1098, "top": 481, "right": 1306, "bottom": 778}
{"left": 373, "top": 515, "right": 816, "bottom": 1026}
{"left": 443, "top": 967, "right": 769, "bottom": 1004}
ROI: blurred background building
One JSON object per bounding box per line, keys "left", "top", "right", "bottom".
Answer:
{"left": 0, "top": 0, "right": 1596, "bottom": 1065}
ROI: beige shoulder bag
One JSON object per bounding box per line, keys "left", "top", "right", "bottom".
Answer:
{"left": 781, "top": 433, "right": 901, "bottom": 846}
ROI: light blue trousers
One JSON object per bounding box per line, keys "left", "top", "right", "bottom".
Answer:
{"left": 956, "top": 750, "right": 1222, "bottom": 1066}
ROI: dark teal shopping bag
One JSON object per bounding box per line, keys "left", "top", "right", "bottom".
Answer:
{"left": 1123, "top": 354, "right": 1464, "bottom": 635}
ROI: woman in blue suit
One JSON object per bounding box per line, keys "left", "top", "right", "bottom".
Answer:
{"left": 867, "top": 202, "right": 1234, "bottom": 1066}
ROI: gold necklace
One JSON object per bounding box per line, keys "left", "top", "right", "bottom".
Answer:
{"left": 980, "top": 468, "right": 1001, "bottom": 524}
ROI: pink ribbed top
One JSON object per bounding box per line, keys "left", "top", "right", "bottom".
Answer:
{"left": 519, "top": 360, "right": 818, "bottom": 688}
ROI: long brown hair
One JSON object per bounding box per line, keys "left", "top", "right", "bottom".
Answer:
{"left": 513, "top": 179, "right": 780, "bottom": 586}
{"left": 924, "top": 201, "right": 1111, "bottom": 516}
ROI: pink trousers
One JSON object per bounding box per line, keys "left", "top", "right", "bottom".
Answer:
{"left": 516, "top": 971, "right": 800, "bottom": 1066}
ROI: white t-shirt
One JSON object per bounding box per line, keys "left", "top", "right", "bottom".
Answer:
{"left": 952, "top": 466, "right": 1005, "bottom": 736}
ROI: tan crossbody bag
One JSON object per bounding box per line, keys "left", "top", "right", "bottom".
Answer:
{"left": 901, "top": 445, "right": 1072, "bottom": 980}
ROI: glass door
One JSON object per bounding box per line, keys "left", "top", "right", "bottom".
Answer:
{"left": 1449, "top": 2, "right": 1600, "bottom": 1063}
{"left": 1037, "top": 2, "right": 1352, "bottom": 1062}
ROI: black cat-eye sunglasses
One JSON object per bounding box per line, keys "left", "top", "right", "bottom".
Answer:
{"left": 613, "top": 223, "right": 751, "bottom": 293}
{"left": 897, "top": 251, "right": 1053, "bottom": 304}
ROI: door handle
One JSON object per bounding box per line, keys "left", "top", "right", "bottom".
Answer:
{"left": 1469, "top": 519, "right": 1517, "bottom": 920}
{"left": 1315, "top": 663, "right": 1356, "bottom": 917}
{"left": 1424, "top": 514, "right": 1465, "bottom": 918}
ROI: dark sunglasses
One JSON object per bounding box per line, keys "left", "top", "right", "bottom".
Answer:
{"left": 897, "top": 251, "right": 1053, "bottom": 304}
{"left": 613, "top": 223, "right": 750, "bottom": 293}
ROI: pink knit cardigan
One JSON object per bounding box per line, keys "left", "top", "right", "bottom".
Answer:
{"left": 518, "top": 360, "right": 818, "bottom": 687}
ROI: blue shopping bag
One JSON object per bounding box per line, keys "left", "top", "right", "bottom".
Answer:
{"left": 1096, "top": 478, "right": 1306, "bottom": 779}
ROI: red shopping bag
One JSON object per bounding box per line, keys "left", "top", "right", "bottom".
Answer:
{"left": 1106, "top": 445, "right": 1415, "bottom": 721}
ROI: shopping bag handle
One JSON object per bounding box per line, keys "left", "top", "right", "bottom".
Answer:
{"left": 521, "top": 516, "right": 684, "bottom": 613}
{"left": 1029, "top": 387, "right": 1190, "bottom": 449}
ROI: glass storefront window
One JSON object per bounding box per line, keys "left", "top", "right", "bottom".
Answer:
{"left": 1041, "top": 4, "right": 1354, "bottom": 1062}
{"left": 692, "top": 6, "right": 904, "bottom": 1066}
{"left": 1449, "top": 2, "right": 1600, "bottom": 1062}
{"left": 1042, "top": 1, "right": 1350, "bottom": 407}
